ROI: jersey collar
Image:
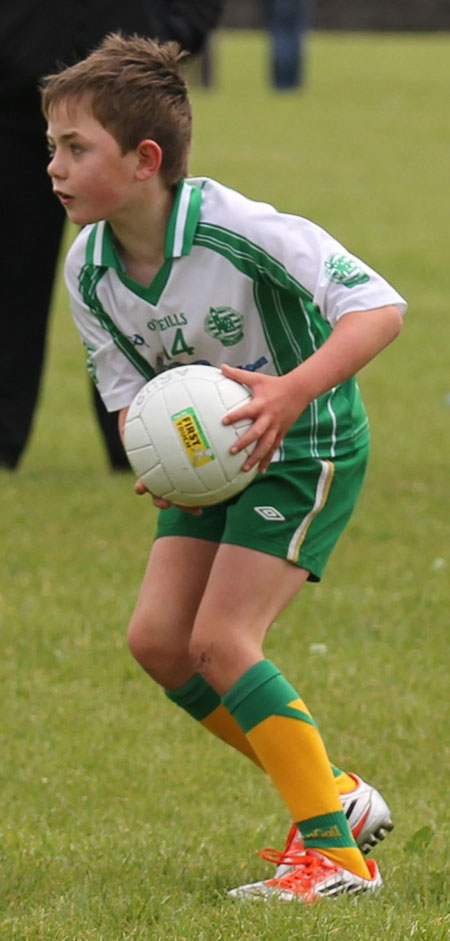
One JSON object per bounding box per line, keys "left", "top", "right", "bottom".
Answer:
{"left": 86, "top": 179, "right": 203, "bottom": 269}
{"left": 164, "top": 178, "right": 203, "bottom": 259}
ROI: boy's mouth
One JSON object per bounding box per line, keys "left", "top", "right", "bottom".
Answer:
{"left": 54, "top": 190, "right": 74, "bottom": 205}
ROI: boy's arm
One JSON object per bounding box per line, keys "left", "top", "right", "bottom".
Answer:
{"left": 118, "top": 407, "right": 128, "bottom": 444}
{"left": 222, "top": 304, "right": 403, "bottom": 473}
{"left": 64, "top": 238, "right": 147, "bottom": 414}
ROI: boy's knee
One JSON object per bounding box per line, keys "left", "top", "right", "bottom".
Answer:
{"left": 188, "top": 631, "right": 241, "bottom": 676}
{"left": 189, "top": 627, "right": 264, "bottom": 691}
{"left": 127, "top": 615, "right": 193, "bottom": 688}
{"left": 127, "top": 616, "right": 161, "bottom": 667}
{"left": 188, "top": 633, "right": 214, "bottom": 676}
{"left": 127, "top": 619, "right": 147, "bottom": 664}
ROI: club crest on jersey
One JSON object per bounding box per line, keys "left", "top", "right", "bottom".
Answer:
{"left": 204, "top": 306, "right": 244, "bottom": 346}
{"left": 324, "top": 253, "right": 370, "bottom": 288}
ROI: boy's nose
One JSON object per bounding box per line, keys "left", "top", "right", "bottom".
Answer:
{"left": 47, "top": 154, "right": 66, "bottom": 180}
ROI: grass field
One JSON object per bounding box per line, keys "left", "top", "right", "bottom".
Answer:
{"left": 1, "top": 30, "right": 449, "bottom": 941}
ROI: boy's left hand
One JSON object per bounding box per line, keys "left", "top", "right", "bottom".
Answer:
{"left": 221, "top": 363, "right": 305, "bottom": 474}
{"left": 134, "top": 479, "right": 202, "bottom": 514}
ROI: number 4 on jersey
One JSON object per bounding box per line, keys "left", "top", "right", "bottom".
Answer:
{"left": 162, "top": 328, "right": 195, "bottom": 359}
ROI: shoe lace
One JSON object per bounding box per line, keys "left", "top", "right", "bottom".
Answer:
{"left": 259, "top": 847, "right": 338, "bottom": 890}
{"left": 258, "top": 822, "right": 302, "bottom": 867}
{"left": 259, "top": 844, "right": 306, "bottom": 867}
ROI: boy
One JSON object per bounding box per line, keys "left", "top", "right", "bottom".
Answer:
{"left": 42, "top": 33, "right": 406, "bottom": 901}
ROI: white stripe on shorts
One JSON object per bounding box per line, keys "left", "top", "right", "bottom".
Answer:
{"left": 287, "top": 459, "right": 335, "bottom": 563}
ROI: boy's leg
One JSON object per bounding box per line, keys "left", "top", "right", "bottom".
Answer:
{"left": 128, "top": 535, "right": 384, "bottom": 876}
{"left": 190, "top": 544, "right": 309, "bottom": 694}
{"left": 154, "top": 452, "right": 363, "bottom": 770}
{"left": 128, "top": 532, "right": 355, "bottom": 783}
{"left": 167, "top": 673, "right": 355, "bottom": 785}
{"left": 128, "top": 531, "right": 266, "bottom": 767}
{"left": 188, "top": 543, "right": 371, "bottom": 880}
{"left": 166, "top": 674, "right": 392, "bottom": 856}
{"left": 127, "top": 535, "right": 219, "bottom": 689}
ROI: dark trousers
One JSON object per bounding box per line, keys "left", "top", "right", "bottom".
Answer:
{"left": 263, "top": 0, "right": 311, "bottom": 89}
{"left": 0, "top": 105, "right": 128, "bottom": 469}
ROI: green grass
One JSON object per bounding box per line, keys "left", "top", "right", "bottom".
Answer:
{"left": 1, "top": 31, "right": 449, "bottom": 940}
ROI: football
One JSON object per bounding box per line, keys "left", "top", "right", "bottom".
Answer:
{"left": 124, "top": 365, "right": 258, "bottom": 506}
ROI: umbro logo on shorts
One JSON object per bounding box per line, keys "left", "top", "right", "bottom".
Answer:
{"left": 254, "top": 506, "right": 286, "bottom": 521}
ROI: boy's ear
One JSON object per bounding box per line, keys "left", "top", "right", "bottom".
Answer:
{"left": 135, "top": 139, "right": 162, "bottom": 180}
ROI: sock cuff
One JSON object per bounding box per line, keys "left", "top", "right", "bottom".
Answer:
{"left": 300, "top": 810, "right": 355, "bottom": 850}
{"left": 222, "top": 660, "right": 280, "bottom": 716}
{"left": 165, "top": 674, "right": 220, "bottom": 721}
{"left": 223, "top": 660, "right": 314, "bottom": 734}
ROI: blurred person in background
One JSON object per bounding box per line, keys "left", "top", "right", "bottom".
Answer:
{"left": 262, "top": 0, "right": 313, "bottom": 89}
{"left": 0, "top": 0, "right": 224, "bottom": 470}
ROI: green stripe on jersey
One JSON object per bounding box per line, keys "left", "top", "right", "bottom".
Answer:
{"left": 78, "top": 264, "right": 156, "bottom": 382}
{"left": 195, "top": 222, "right": 314, "bottom": 301}
{"left": 195, "top": 222, "right": 369, "bottom": 459}
{"left": 182, "top": 185, "right": 202, "bottom": 254}
{"left": 117, "top": 262, "right": 172, "bottom": 306}
{"left": 165, "top": 180, "right": 203, "bottom": 258}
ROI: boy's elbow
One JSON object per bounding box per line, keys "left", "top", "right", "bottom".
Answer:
{"left": 384, "top": 304, "right": 404, "bottom": 341}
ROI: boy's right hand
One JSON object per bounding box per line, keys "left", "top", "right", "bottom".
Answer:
{"left": 134, "top": 479, "right": 202, "bottom": 515}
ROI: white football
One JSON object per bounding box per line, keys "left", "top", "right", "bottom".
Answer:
{"left": 124, "top": 365, "right": 258, "bottom": 506}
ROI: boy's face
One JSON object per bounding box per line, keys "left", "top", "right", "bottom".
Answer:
{"left": 47, "top": 99, "right": 139, "bottom": 225}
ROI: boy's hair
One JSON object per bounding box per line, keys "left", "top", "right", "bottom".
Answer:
{"left": 41, "top": 32, "right": 192, "bottom": 186}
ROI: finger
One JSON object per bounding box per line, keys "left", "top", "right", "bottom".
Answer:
{"left": 153, "top": 496, "right": 202, "bottom": 515}
{"left": 220, "top": 362, "right": 257, "bottom": 387}
{"left": 152, "top": 496, "right": 173, "bottom": 509}
{"left": 241, "top": 428, "right": 279, "bottom": 472}
{"left": 229, "top": 414, "right": 273, "bottom": 454}
{"left": 258, "top": 444, "right": 281, "bottom": 474}
{"left": 174, "top": 504, "right": 203, "bottom": 516}
{"left": 222, "top": 400, "right": 258, "bottom": 426}
{"left": 136, "top": 485, "right": 202, "bottom": 515}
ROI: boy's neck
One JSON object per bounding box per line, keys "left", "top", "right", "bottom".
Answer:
{"left": 110, "top": 180, "right": 176, "bottom": 284}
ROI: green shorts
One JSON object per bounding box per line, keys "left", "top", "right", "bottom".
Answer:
{"left": 155, "top": 444, "right": 370, "bottom": 581}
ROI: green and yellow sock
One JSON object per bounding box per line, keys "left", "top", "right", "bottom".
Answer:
{"left": 165, "top": 674, "right": 263, "bottom": 766}
{"left": 165, "top": 674, "right": 358, "bottom": 790}
{"left": 332, "top": 766, "right": 358, "bottom": 794}
{"left": 222, "top": 660, "right": 370, "bottom": 879}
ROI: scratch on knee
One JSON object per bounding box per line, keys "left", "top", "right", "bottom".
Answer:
{"left": 191, "top": 642, "right": 214, "bottom": 673}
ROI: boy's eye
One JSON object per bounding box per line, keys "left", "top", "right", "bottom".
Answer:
{"left": 70, "top": 144, "right": 83, "bottom": 155}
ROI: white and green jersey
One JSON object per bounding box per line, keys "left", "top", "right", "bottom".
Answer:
{"left": 65, "top": 176, "right": 406, "bottom": 460}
